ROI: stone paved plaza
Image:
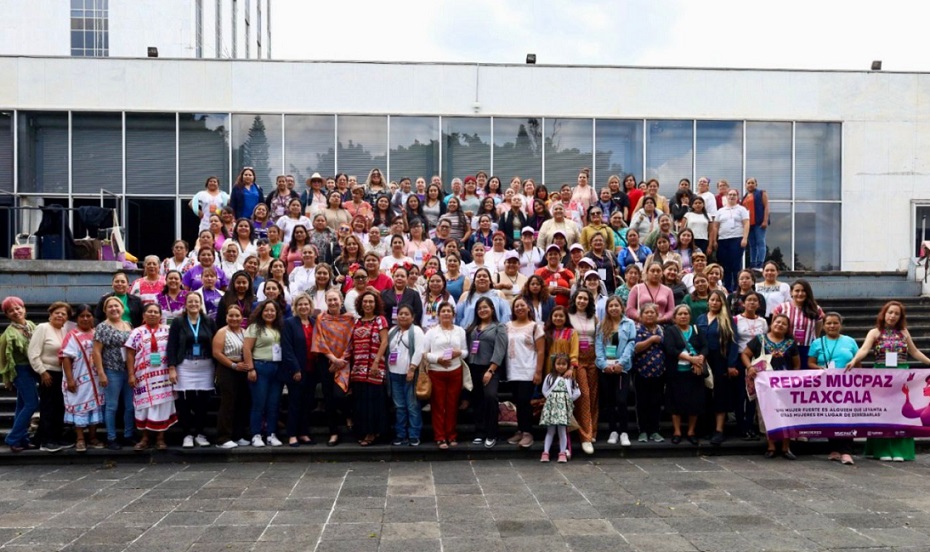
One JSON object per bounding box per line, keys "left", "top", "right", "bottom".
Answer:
{"left": 0, "top": 454, "right": 928, "bottom": 551}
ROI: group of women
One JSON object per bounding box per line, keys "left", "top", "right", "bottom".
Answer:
{"left": 0, "top": 167, "right": 924, "bottom": 463}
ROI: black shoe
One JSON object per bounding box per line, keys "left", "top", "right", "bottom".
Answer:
{"left": 710, "top": 432, "right": 724, "bottom": 446}
{"left": 107, "top": 442, "right": 122, "bottom": 451}
{"left": 686, "top": 435, "right": 699, "bottom": 446}
{"left": 9, "top": 444, "right": 25, "bottom": 453}
{"left": 764, "top": 449, "right": 777, "bottom": 459}
{"left": 741, "top": 431, "right": 757, "bottom": 441}
{"left": 671, "top": 435, "right": 682, "bottom": 445}
{"left": 783, "top": 450, "right": 797, "bottom": 460}
{"left": 40, "top": 442, "right": 63, "bottom": 453}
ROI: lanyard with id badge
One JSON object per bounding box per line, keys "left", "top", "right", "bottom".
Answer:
{"left": 188, "top": 316, "right": 202, "bottom": 358}
{"left": 471, "top": 330, "right": 482, "bottom": 355}
{"left": 148, "top": 327, "right": 162, "bottom": 368}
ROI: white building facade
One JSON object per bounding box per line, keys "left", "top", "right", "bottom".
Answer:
{"left": 0, "top": 56, "right": 925, "bottom": 271}
{"left": 0, "top": 0, "right": 271, "bottom": 59}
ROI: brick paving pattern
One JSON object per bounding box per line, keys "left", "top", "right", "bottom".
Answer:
{"left": 0, "top": 455, "right": 927, "bottom": 551}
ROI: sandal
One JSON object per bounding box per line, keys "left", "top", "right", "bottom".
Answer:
{"left": 134, "top": 440, "right": 149, "bottom": 451}
{"left": 75, "top": 440, "right": 87, "bottom": 453}
{"left": 156, "top": 440, "right": 168, "bottom": 451}
{"left": 88, "top": 439, "right": 105, "bottom": 449}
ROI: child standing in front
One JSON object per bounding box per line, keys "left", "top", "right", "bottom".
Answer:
{"left": 540, "top": 353, "right": 581, "bottom": 463}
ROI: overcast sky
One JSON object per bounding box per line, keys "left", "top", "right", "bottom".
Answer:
{"left": 271, "top": 0, "right": 929, "bottom": 71}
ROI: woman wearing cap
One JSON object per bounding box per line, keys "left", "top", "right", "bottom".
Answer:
{"left": 517, "top": 226, "right": 544, "bottom": 278}
{"left": 537, "top": 203, "right": 580, "bottom": 251}
{"left": 536, "top": 244, "right": 576, "bottom": 308}
{"left": 493, "top": 251, "right": 528, "bottom": 303}
{"left": 299, "top": 173, "right": 329, "bottom": 216}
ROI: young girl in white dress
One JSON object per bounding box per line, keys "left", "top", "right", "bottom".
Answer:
{"left": 540, "top": 353, "right": 581, "bottom": 463}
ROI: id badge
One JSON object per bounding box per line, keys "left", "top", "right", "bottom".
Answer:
{"left": 827, "top": 361, "right": 836, "bottom": 370}
{"left": 606, "top": 345, "right": 618, "bottom": 358}
{"left": 579, "top": 337, "right": 591, "bottom": 351}
{"left": 294, "top": 260, "right": 303, "bottom": 268}
{"left": 598, "top": 268, "right": 607, "bottom": 280}
{"left": 414, "top": 250, "right": 423, "bottom": 262}
{"left": 793, "top": 328, "right": 806, "bottom": 344}
{"left": 389, "top": 351, "right": 399, "bottom": 365}
{"left": 512, "top": 229, "right": 521, "bottom": 240}
{"left": 549, "top": 280, "right": 557, "bottom": 288}
{"left": 392, "top": 306, "right": 398, "bottom": 321}
{"left": 471, "top": 340, "right": 480, "bottom": 354}
{"left": 272, "top": 344, "right": 282, "bottom": 362}
{"left": 443, "top": 348, "right": 453, "bottom": 361}
{"left": 149, "top": 353, "right": 162, "bottom": 367}
{"left": 275, "top": 206, "right": 285, "bottom": 217}
{"left": 192, "top": 344, "right": 201, "bottom": 357}
{"left": 885, "top": 351, "right": 898, "bottom": 367}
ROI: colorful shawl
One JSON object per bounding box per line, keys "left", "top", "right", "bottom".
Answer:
{"left": 311, "top": 312, "right": 355, "bottom": 392}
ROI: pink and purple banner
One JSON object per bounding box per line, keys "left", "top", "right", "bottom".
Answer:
{"left": 755, "top": 369, "right": 930, "bottom": 439}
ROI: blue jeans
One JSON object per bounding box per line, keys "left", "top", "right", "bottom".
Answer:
{"left": 389, "top": 372, "right": 422, "bottom": 440}
{"left": 716, "top": 237, "right": 745, "bottom": 292}
{"left": 250, "top": 361, "right": 284, "bottom": 437}
{"left": 104, "top": 369, "right": 135, "bottom": 442}
{"left": 748, "top": 225, "right": 767, "bottom": 269}
{"left": 5, "top": 365, "right": 38, "bottom": 447}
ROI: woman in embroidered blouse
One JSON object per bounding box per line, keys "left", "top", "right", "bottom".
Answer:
{"left": 850, "top": 301, "right": 930, "bottom": 462}
{"left": 742, "top": 314, "right": 799, "bottom": 459}
{"left": 350, "top": 291, "right": 389, "bottom": 447}
{"left": 1, "top": 297, "right": 38, "bottom": 452}
{"left": 633, "top": 302, "right": 665, "bottom": 443}
{"left": 93, "top": 297, "right": 134, "bottom": 449}
{"left": 124, "top": 303, "right": 177, "bottom": 450}
{"left": 698, "top": 290, "right": 743, "bottom": 447}
{"left": 156, "top": 270, "right": 188, "bottom": 327}
{"left": 424, "top": 302, "right": 469, "bottom": 449}
{"left": 60, "top": 304, "right": 104, "bottom": 452}
{"left": 626, "top": 262, "right": 674, "bottom": 324}
{"left": 567, "top": 289, "right": 599, "bottom": 455}
{"left": 131, "top": 255, "right": 165, "bottom": 306}
{"left": 162, "top": 240, "right": 195, "bottom": 276}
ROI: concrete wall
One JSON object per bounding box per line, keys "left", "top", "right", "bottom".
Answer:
{"left": 1, "top": 57, "right": 929, "bottom": 271}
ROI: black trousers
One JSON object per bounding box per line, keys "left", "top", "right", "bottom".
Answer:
{"left": 215, "top": 366, "right": 251, "bottom": 443}
{"left": 634, "top": 372, "right": 665, "bottom": 435}
{"left": 512, "top": 381, "right": 535, "bottom": 434}
{"left": 286, "top": 369, "right": 320, "bottom": 438}
{"left": 37, "top": 371, "right": 65, "bottom": 445}
{"left": 176, "top": 389, "right": 211, "bottom": 436}
{"left": 319, "top": 358, "right": 351, "bottom": 434}
{"left": 468, "top": 363, "right": 500, "bottom": 440}
{"left": 600, "top": 371, "right": 631, "bottom": 434}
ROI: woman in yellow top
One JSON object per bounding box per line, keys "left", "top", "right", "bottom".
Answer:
{"left": 544, "top": 305, "right": 580, "bottom": 376}
{"left": 579, "top": 205, "right": 615, "bottom": 252}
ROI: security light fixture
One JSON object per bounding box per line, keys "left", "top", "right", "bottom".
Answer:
{"left": 871, "top": 60, "right": 882, "bottom": 71}
{"left": 148, "top": 47, "right": 159, "bottom": 58}
{"left": 526, "top": 54, "right": 536, "bottom": 65}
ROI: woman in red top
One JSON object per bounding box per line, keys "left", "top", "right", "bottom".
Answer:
{"left": 623, "top": 174, "right": 642, "bottom": 224}
{"left": 346, "top": 253, "right": 394, "bottom": 293}
{"left": 351, "top": 291, "right": 390, "bottom": 446}
{"left": 535, "top": 244, "right": 575, "bottom": 308}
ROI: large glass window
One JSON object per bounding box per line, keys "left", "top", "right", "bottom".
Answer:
{"left": 441, "top": 117, "right": 490, "bottom": 187}
{"left": 646, "top": 120, "right": 693, "bottom": 190}
{"left": 180, "top": 113, "right": 230, "bottom": 195}
{"left": 336, "top": 115, "right": 387, "bottom": 183}
{"left": 72, "top": 112, "right": 122, "bottom": 195}
{"left": 544, "top": 118, "right": 593, "bottom": 188}
{"left": 595, "top": 119, "right": 644, "bottom": 185}
{"left": 0, "top": 112, "right": 12, "bottom": 193}
{"left": 764, "top": 202, "right": 794, "bottom": 271}
{"left": 285, "top": 114, "right": 334, "bottom": 184}
{"left": 795, "top": 122, "right": 841, "bottom": 201}
{"left": 389, "top": 116, "right": 439, "bottom": 183}
{"left": 794, "top": 203, "right": 841, "bottom": 271}
{"left": 126, "top": 113, "right": 176, "bottom": 195}
{"left": 17, "top": 112, "right": 69, "bottom": 194}
{"left": 493, "top": 117, "right": 541, "bottom": 183}
{"left": 232, "top": 113, "right": 282, "bottom": 191}
{"left": 696, "top": 121, "right": 742, "bottom": 190}
{"left": 70, "top": 0, "right": 109, "bottom": 57}
{"left": 746, "top": 122, "right": 792, "bottom": 200}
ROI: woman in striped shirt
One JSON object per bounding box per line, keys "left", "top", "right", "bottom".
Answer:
{"left": 771, "top": 279, "right": 824, "bottom": 369}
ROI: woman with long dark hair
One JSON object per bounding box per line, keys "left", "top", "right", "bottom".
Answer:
{"left": 466, "top": 297, "right": 508, "bottom": 448}
{"left": 212, "top": 304, "right": 251, "bottom": 449}
{"left": 698, "top": 290, "right": 742, "bottom": 446}
{"left": 229, "top": 166, "right": 264, "bottom": 220}
{"left": 772, "top": 279, "right": 824, "bottom": 368}
{"left": 243, "top": 299, "right": 285, "bottom": 447}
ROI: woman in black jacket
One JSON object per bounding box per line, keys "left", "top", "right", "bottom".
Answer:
{"left": 281, "top": 293, "right": 318, "bottom": 446}
{"left": 466, "top": 297, "right": 509, "bottom": 448}
{"left": 166, "top": 292, "right": 218, "bottom": 448}
{"left": 662, "top": 304, "right": 708, "bottom": 445}
{"left": 380, "top": 265, "right": 423, "bottom": 329}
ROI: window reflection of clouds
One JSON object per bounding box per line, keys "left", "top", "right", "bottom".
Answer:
{"left": 696, "top": 121, "right": 742, "bottom": 189}
{"left": 595, "top": 120, "right": 644, "bottom": 183}
{"left": 747, "top": 122, "right": 791, "bottom": 200}
{"left": 285, "top": 115, "right": 335, "bottom": 183}
{"left": 389, "top": 117, "right": 440, "bottom": 182}
{"left": 646, "top": 120, "right": 692, "bottom": 189}
{"left": 441, "top": 117, "right": 490, "bottom": 184}
{"left": 796, "top": 123, "right": 841, "bottom": 201}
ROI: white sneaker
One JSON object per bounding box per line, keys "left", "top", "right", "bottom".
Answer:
{"left": 879, "top": 456, "right": 892, "bottom": 461}
{"left": 619, "top": 433, "right": 631, "bottom": 447}
{"left": 217, "top": 440, "right": 238, "bottom": 449}
{"left": 607, "top": 431, "right": 619, "bottom": 445}
{"left": 236, "top": 438, "right": 251, "bottom": 447}
{"left": 182, "top": 435, "right": 194, "bottom": 449}
{"left": 251, "top": 434, "right": 266, "bottom": 448}
{"left": 194, "top": 434, "right": 210, "bottom": 447}
{"left": 581, "top": 442, "right": 595, "bottom": 455}
{"left": 892, "top": 457, "right": 905, "bottom": 462}
{"left": 266, "top": 434, "right": 283, "bottom": 447}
